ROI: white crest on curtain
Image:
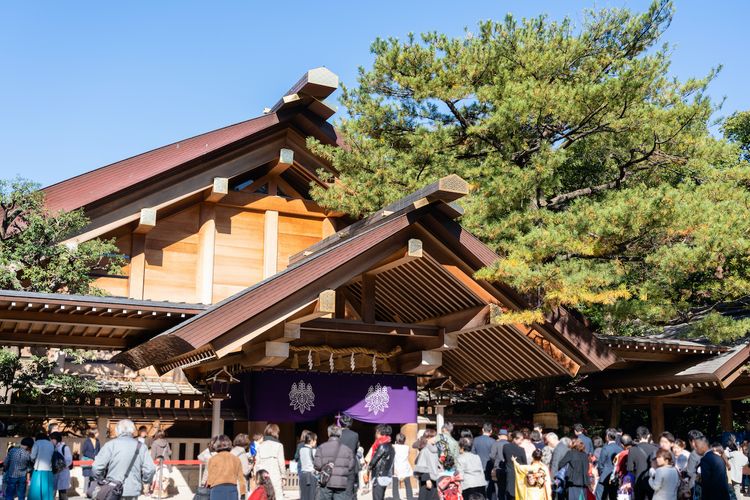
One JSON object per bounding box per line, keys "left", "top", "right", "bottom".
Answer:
{"left": 364, "top": 383, "right": 390, "bottom": 415}
{"left": 289, "top": 380, "right": 315, "bottom": 414}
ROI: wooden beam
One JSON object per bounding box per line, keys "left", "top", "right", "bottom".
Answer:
{"left": 269, "top": 149, "right": 294, "bottom": 176}
{"left": 0, "top": 332, "right": 129, "bottom": 349}
{"left": 720, "top": 401, "right": 733, "bottom": 431}
{"left": 134, "top": 208, "right": 156, "bottom": 234}
{"left": 205, "top": 178, "right": 229, "bottom": 202}
{"left": 397, "top": 351, "right": 442, "bottom": 375}
{"left": 242, "top": 341, "right": 289, "bottom": 367}
{"left": 287, "top": 290, "right": 336, "bottom": 324}
{"left": 301, "top": 318, "right": 440, "bottom": 337}
{"left": 362, "top": 274, "right": 376, "bottom": 323}
{"left": 334, "top": 289, "right": 346, "bottom": 319}
{"left": 196, "top": 203, "right": 216, "bottom": 304}
{"left": 128, "top": 233, "right": 146, "bottom": 300}
{"left": 219, "top": 190, "right": 334, "bottom": 218}
{"left": 364, "top": 239, "right": 423, "bottom": 276}
{"left": 270, "top": 67, "right": 339, "bottom": 112}
{"left": 322, "top": 218, "right": 336, "bottom": 238}
{"left": 263, "top": 210, "right": 279, "bottom": 279}
{"left": 0, "top": 310, "right": 174, "bottom": 331}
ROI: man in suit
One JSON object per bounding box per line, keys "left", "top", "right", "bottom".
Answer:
{"left": 338, "top": 414, "right": 360, "bottom": 498}
{"left": 627, "top": 426, "right": 658, "bottom": 500}
{"left": 490, "top": 430, "right": 509, "bottom": 500}
{"left": 596, "top": 428, "right": 623, "bottom": 500}
{"left": 695, "top": 436, "right": 730, "bottom": 500}
{"left": 503, "top": 430, "right": 527, "bottom": 500}
{"left": 686, "top": 429, "right": 704, "bottom": 493}
{"left": 473, "top": 423, "right": 497, "bottom": 500}
{"left": 573, "top": 423, "right": 594, "bottom": 455}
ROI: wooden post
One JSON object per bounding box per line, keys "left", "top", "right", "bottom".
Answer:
{"left": 650, "top": 398, "right": 665, "bottom": 436}
{"left": 362, "top": 273, "right": 376, "bottom": 323}
{"left": 96, "top": 417, "right": 110, "bottom": 444}
{"left": 211, "top": 398, "right": 223, "bottom": 437}
{"left": 720, "top": 401, "right": 734, "bottom": 432}
{"left": 263, "top": 211, "right": 279, "bottom": 279}
{"left": 401, "top": 422, "right": 419, "bottom": 490}
{"left": 436, "top": 404, "right": 446, "bottom": 431}
{"left": 196, "top": 203, "right": 216, "bottom": 304}
{"left": 609, "top": 395, "right": 622, "bottom": 428}
{"left": 128, "top": 233, "right": 146, "bottom": 300}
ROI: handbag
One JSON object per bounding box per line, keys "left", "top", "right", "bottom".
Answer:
{"left": 86, "top": 442, "right": 142, "bottom": 500}
{"left": 193, "top": 486, "right": 211, "bottom": 500}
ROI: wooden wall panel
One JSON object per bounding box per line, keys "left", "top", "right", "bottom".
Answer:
{"left": 277, "top": 215, "right": 322, "bottom": 271}
{"left": 213, "top": 206, "right": 265, "bottom": 302}
{"left": 93, "top": 233, "right": 131, "bottom": 297}
{"left": 143, "top": 206, "right": 200, "bottom": 303}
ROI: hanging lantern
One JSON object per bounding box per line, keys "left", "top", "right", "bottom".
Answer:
{"left": 307, "top": 350, "right": 313, "bottom": 370}
{"left": 290, "top": 353, "right": 299, "bottom": 369}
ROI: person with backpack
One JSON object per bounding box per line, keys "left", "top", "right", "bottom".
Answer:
{"left": 28, "top": 432, "right": 55, "bottom": 500}
{"left": 314, "top": 425, "right": 356, "bottom": 500}
{"left": 91, "top": 419, "right": 156, "bottom": 500}
{"left": 50, "top": 432, "right": 72, "bottom": 500}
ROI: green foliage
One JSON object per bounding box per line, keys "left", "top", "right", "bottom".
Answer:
{"left": 0, "top": 178, "right": 124, "bottom": 295}
{"left": 309, "top": 1, "right": 750, "bottom": 341}
{"left": 724, "top": 110, "right": 750, "bottom": 162}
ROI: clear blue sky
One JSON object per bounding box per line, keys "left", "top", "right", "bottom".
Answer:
{"left": 1, "top": 1, "right": 747, "bottom": 187}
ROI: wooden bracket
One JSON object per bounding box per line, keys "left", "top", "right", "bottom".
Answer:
{"left": 242, "top": 341, "right": 289, "bottom": 367}
{"left": 287, "top": 290, "right": 336, "bottom": 325}
{"left": 397, "top": 350, "right": 442, "bottom": 375}
{"left": 134, "top": 208, "right": 156, "bottom": 234}
{"left": 205, "top": 177, "right": 229, "bottom": 202}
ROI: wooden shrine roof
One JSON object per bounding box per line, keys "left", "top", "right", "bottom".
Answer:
{"left": 0, "top": 290, "right": 205, "bottom": 349}
{"left": 43, "top": 68, "right": 340, "bottom": 214}
{"left": 587, "top": 341, "right": 750, "bottom": 395}
{"left": 111, "top": 175, "right": 618, "bottom": 384}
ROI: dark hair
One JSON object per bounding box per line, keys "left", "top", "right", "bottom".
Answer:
{"left": 138, "top": 426, "right": 148, "bottom": 433}
{"left": 395, "top": 433, "right": 407, "bottom": 445}
{"left": 35, "top": 433, "right": 49, "bottom": 441}
{"left": 573, "top": 424, "right": 584, "bottom": 433}
{"left": 660, "top": 432, "right": 675, "bottom": 444}
{"left": 606, "top": 428, "right": 618, "bottom": 442}
{"left": 521, "top": 428, "right": 530, "bottom": 439}
{"left": 620, "top": 434, "right": 633, "bottom": 447}
{"left": 674, "top": 438, "right": 686, "bottom": 449}
{"left": 532, "top": 449, "right": 543, "bottom": 461}
{"left": 531, "top": 430, "right": 542, "bottom": 442}
{"left": 656, "top": 448, "right": 674, "bottom": 465}
{"left": 510, "top": 430, "right": 523, "bottom": 441}
{"left": 570, "top": 439, "right": 586, "bottom": 453}
{"left": 299, "top": 430, "right": 312, "bottom": 444}
{"left": 533, "top": 422, "right": 544, "bottom": 430}
{"left": 304, "top": 432, "right": 317, "bottom": 444}
{"left": 376, "top": 424, "right": 392, "bottom": 437}
{"left": 593, "top": 436, "right": 603, "bottom": 449}
{"left": 459, "top": 437, "right": 473, "bottom": 452}
{"left": 211, "top": 434, "right": 232, "bottom": 453}
{"left": 255, "top": 469, "right": 275, "bottom": 500}
{"left": 483, "top": 423, "right": 493, "bottom": 434}
{"left": 233, "top": 433, "right": 250, "bottom": 448}
{"left": 50, "top": 432, "right": 63, "bottom": 442}
{"left": 340, "top": 414, "right": 353, "bottom": 428}
{"left": 417, "top": 429, "right": 437, "bottom": 450}
{"left": 154, "top": 430, "right": 166, "bottom": 441}
{"left": 467, "top": 493, "right": 486, "bottom": 500}
{"left": 264, "top": 424, "right": 280, "bottom": 439}
{"left": 87, "top": 429, "right": 98, "bottom": 438}
{"left": 636, "top": 426, "right": 650, "bottom": 440}
{"left": 460, "top": 429, "right": 473, "bottom": 439}
{"left": 20, "top": 437, "right": 34, "bottom": 448}
{"left": 687, "top": 430, "right": 704, "bottom": 442}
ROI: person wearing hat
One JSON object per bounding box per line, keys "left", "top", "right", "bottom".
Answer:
{"left": 490, "top": 430, "right": 509, "bottom": 500}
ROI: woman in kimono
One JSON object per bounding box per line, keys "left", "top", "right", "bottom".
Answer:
{"left": 513, "top": 449, "right": 552, "bottom": 500}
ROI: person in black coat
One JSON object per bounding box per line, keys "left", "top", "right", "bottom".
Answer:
{"left": 80, "top": 429, "right": 101, "bottom": 490}
{"left": 338, "top": 414, "right": 360, "bottom": 497}
{"left": 695, "top": 437, "right": 730, "bottom": 500}
{"left": 559, "top": 439, "right": 591, "bottom": 500}
{"left": 503, "top": 431, "right": 527, "bottom": 500}
{"left": 627, "top": 426, "right": 658, "bottom": 500}
{"left": 369, "top": 425, "right": 396, "bottom": 500}
{"left": 597, "top": 429, "right": 623, "bottom": 500}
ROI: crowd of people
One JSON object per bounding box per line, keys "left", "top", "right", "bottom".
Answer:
{"left": 2, "top": 418, "right": 746, "bottom": 500}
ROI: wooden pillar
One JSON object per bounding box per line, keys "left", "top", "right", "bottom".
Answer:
{"left": 263, "top": 211, "right": 279, "bottom": 278}
{"left": 650, "top": 398, "right": 665, "bottom": 436}
{"left": 128, "top": 233, "right": 146, "bottom": 300}
{"left": 720, "top": 401, "right": 734, "bottom": 432}
{"left": 211, "top": 398, "right": 223, "bottom": 437}
{"left": 609, "top": 395, "right": 622, "bottom": 428}
{"left": 362, "top": 273, "right": 376, "bottom": 323}
{"left": 96, "top": 417, "right": 110, "bottom": 443}
{"left": 197, "top": 202, "right": 217, "bottom": 304}
{"left": 436, "top": 404, "right": 446, "bottom": 432}
{"left": 401, "top": 423, "right": 419, "bottom": 490}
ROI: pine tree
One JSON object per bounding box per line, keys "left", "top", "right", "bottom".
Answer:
{"left": 309, "top": 1, "right": 750, "bottom": 341}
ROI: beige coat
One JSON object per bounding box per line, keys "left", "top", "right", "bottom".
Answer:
{"left": 256, "top": 438, "right": 285, "bottom": 499}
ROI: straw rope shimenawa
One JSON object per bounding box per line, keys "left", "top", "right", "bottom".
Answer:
{"left": 287, "top": 345, "right": 402, "bottom": 371}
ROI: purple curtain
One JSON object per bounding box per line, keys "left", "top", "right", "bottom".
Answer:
{"left": 239, "top": 370, "right": 417, "bottom": 423}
